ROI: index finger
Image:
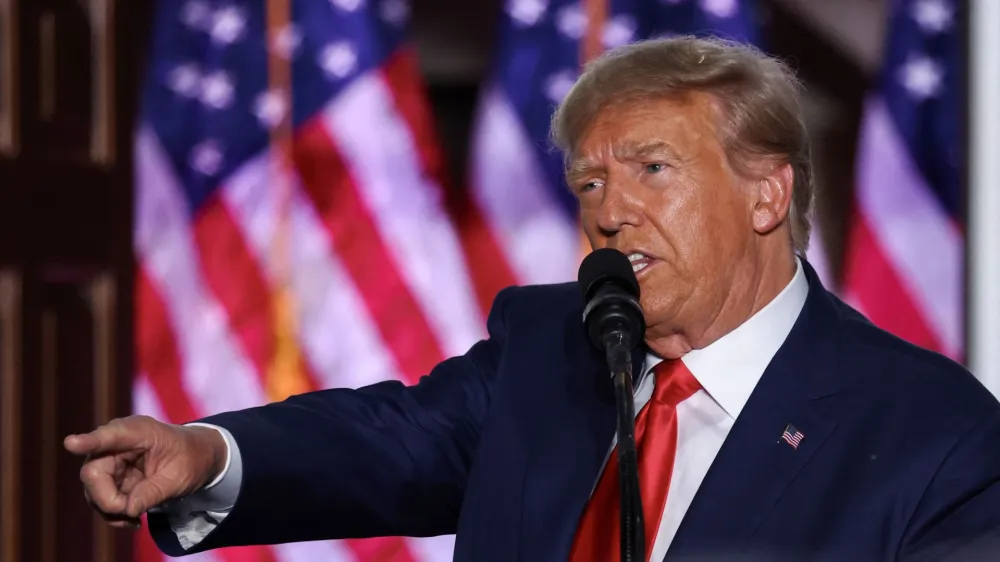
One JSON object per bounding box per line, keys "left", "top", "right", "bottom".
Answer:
{"left": 64, "top": 422, "right": 143, "bottom": 456}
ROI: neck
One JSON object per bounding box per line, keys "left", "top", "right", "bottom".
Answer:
{"left": 646, "top": 248, "right": 797, "bottom": 359}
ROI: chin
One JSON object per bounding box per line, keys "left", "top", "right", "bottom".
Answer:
{"left": 643, "top": 334, "right": 692, "bottom": 359}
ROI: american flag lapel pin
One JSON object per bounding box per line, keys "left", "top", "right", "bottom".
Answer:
{"left": 781, "top": 424, "right": 805, "bottom": 449}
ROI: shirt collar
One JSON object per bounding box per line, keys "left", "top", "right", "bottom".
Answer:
{"left": 643, "top": 257, "right": 809, "bottom": 419}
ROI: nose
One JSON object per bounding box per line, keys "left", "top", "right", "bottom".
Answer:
{"left": 595, "top": 177, "right": 644, "bottom": 236}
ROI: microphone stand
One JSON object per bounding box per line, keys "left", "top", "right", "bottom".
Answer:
{"left": 603, "top": 329, "right": 645, "bottom": 562}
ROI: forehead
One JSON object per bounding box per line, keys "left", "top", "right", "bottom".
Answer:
{"left": 571, "top": 92, "right": 722, "bottom": 160}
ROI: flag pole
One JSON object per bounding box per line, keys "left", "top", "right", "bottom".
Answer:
{"left": 266, "top": 0, "right": 309, "bottom": 402}
{"left": 581, "top": 0, "right": 608, "bottom": 64}
{"left": 968, "top": 0, "right": 1000, "bottom": 397}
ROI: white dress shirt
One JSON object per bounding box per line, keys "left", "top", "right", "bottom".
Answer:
{"left": 164, "top": 258, "right": 809, "bottom": 555}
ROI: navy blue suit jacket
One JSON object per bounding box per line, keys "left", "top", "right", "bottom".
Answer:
{"left": 151, "top": 261, "right": 1000, "bottom": 561}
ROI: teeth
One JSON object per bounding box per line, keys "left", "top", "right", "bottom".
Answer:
{"left": 627, "top": 253, "right": 644, "bottom": 263}
{"left": 632, "top": 262, "right": 648, "bottom": 273}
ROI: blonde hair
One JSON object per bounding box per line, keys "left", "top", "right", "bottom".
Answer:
{"left": 550, "top": 36, "right": 815, "bottom": 253}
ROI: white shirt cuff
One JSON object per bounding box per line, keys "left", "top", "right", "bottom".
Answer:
{"left": 181, "top": 423, "right": 243, "bottom": 511}
{"left": 148, "top": 423, "right": 243, "bottom": 549}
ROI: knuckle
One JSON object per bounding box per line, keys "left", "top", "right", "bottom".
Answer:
{"left": 80, "top": 463, "right": 103, "bottom": 483}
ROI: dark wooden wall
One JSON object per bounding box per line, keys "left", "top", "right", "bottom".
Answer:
{"left": 0, "top": 0, "right": 151, "bottom": 560}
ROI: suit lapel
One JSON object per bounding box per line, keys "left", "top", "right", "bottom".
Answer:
{"left": 518, "top": 308, "right": 648, "bottom": 561}
{"left": 665, "top": 369, "right": 838, "bottom": 559}
{"left": 666, "top": 262, "right": 844, "bottom": 560}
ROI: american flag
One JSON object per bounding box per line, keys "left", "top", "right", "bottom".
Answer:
{"left": 781, "top": 424, "right": 804, "bottom": 449}
{"left": 841, "top": 0, "right": 962, "bottom": 360}
{"left": 132, "top": 0, "right": 481, "bottom": 561}
{"left": 468, "top": 0, "right": 763, "bottom": 291}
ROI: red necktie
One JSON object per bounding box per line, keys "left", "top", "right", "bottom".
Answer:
{"left": 569, "top": 359, "right": 702, "bottom": 561}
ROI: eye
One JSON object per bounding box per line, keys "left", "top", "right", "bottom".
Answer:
{"left": 578, "top": 180, "right": 604, "bottom": 193}
{"left": 645, "top": 163, "right": 666, "bottom": 174}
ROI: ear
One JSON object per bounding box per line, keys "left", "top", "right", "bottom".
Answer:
{"left": 751, "top": 162, "right": 794, "bottom": 235}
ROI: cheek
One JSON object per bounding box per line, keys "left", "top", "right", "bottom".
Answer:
{"left": 579, "top": 210, "right": 606, "bottom": 245}
{"left": 652, "top": 180, "right": 744, "bottom": 264}
{"left": 651, "top": 182, "right": 709, "bottom": 246}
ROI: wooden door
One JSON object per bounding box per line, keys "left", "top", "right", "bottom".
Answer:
{"left": 0, "top": 0, "right": 151, "bottom": 560}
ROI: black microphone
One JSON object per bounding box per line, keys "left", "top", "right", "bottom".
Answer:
{"left": 578, "top": 248, "right": 646, "bottom": 562}
{"left": 579, "top": 248, "right": 645, "bottom": 351}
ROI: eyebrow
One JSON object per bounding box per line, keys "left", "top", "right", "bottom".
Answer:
{"left": 614, "top": 139, "right": 677, "bottom": 160}
{"left": 565, "top": 140, "right": 678, "bottom": 181}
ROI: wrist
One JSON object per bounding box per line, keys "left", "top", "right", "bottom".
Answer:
{"left": 185, "top": 425, "right": 229, "bottom": 489}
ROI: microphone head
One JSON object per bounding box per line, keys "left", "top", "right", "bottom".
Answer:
{"left": 578, "top": 248, "right": 644, "bottom": 350}
{"left": 578, "top": 248, "right": 640, "bottom": 303}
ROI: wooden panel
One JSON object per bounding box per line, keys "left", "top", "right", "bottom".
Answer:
{"left": 0, "top": 269, "right": 23, "bottom": 562}
{"left": 89, "top": 272, "right": 119, "bottom": 561}
{"left": 19, "top": 0, "right": 101, "bottom": 164}
{"left": 6, "top": 268, "right": 130, "bottom": 562}
{"left": 0, "top": 0, "right": 149, "bottom": 558}
{"left": 89, "top": 0, "right": 116, "bottom": 166}
{"left": 41, "top": 272, "right": 96, "bottom": 562}
{"left": 0, "top": 0, "right": 19, "bottom": 157}
{"left": 0, "top": 267, "right": 132, "bottom": 562}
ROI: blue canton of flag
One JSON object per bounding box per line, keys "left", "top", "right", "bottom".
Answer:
{"left": 881, "top": 0, "right": 961, "bottom": 216}
{"left": 141, "top": 0, "right": 410, "bottom": 211}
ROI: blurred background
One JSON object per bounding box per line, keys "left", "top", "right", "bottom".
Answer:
{"left": 1, "top": 0, "right": 998, "bottom": 560}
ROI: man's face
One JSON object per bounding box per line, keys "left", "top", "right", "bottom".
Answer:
{"left": 568, "top": 93, "right": 761, "bottom": 355}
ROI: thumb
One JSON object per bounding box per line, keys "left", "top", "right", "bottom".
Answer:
{"left": 65, "top": 422, "right": 144, "bottom": 456}
{"left": 125, "top": 477, "right": 169, "bottom": 518}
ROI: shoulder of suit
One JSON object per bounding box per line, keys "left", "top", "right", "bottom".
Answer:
{"left": 494, "top": 282, "right": 579, "bottom": 309}
{"left": 489, "top": 282, "right": 580, "bottom": 329}
{"left": 831, "top": 297, "right": 999, "bottom": 420}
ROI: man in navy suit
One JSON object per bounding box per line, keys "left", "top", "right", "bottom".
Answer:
{"left": 67, "top": 37, "right": 1000, "bottom": 561}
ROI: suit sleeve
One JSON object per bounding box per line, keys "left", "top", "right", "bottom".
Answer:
{"left": 899, "top": 408, "right": 1000, "bottom": 562}
{"left": 147, "top": 286, "right": 515, "bottom": 556}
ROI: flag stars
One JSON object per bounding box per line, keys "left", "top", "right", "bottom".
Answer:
{"left": 555, "top": 5, "right": 586, "bottom": 39}
{"left": 190, "top": 140, "right": 225, "bottom": 176}
{"left": 254, "top": 90, "right": 288, "bottom": 129}
{"left": 330, "top": 0, "right": 365, "bottom": 12}
{"left": 319, "top": 42, "right": 359, "bottom": 79}
{"left": 379, "top": 0, "right": 410, "bottom": 26}
{"left": 167, "top": 63, "right": 202, "bottom": 98}
{"left": 700, "top": 0, "right": 738, "bottom": 18}
{"left": 603, "top": 15, "right": 637, "bottom": 48}
{"left": 508, "top": 0, "right": 547, "bottom": 27}
{"left": 180, "top": 0, "right": 212, "bottom": 31}
{"left": 199, "top": 71, "right": 236, "bottom": 109}
{"left": 544, "top": 70, "right": 577, "bottom": 103}
{"left": 911, "top": 0, "right": 953, "bottom": 34}
{"left": 898, "top": 55, "right": 944, "bottom": 99}
{"left": 210, "top": 6, "right": 247, "bottom": 44}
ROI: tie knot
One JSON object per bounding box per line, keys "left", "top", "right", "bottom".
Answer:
{"left": 651, "top": 359, "right": 701, "bottom": 407}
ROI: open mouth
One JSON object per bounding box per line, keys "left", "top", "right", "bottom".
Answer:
{"left": 626, "top": 252, "right": 656, "bottom": 275}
